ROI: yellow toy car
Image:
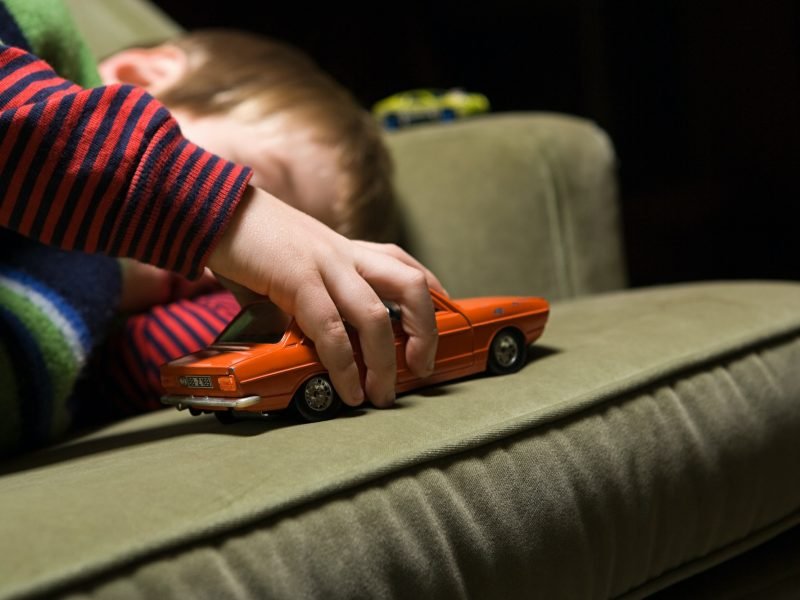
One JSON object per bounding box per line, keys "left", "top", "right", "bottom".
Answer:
{"left": 372, "top": 88, "right": 490, "bottom": 129}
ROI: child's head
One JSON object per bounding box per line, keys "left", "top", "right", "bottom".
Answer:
{"left": 98, "top": 29, "right": 395, "bottom": 241}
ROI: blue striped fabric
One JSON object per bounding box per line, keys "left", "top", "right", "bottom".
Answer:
{"left": 0, "top": 304, "right": 53, "bottom": 450}
{"left": 0, "top": 233, "right": 121, "bottom": 456}
{"left": 0, "top": 266, "right": 92, "bottom": 355}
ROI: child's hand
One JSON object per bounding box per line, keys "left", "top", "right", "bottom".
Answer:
{"left": 119, "top": 259, "right": 174, "bottom": 313}
{"left": 119, "top": 260, "right": 221, "bottom": 313}
{"left": 208, "top": 186, "right": 441, "bottom": 409}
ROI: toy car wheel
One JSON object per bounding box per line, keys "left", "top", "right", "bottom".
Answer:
{"left": 215, "top": 409, "right": 237, "bottom": 425}
{"left": 440, "top": 108, "right": 457, "bottom": 121}
{"left": 487, "top": 328, "right": 527, "bottom": 375}
{"left": 293, "top": 374, "right": 342, "bottom": 422}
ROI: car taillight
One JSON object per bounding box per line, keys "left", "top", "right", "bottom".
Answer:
{"left": 218, "top": 375, "right": 237, "bottom": 391}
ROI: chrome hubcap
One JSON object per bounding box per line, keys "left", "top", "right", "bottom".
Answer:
{"left": 494, "top": 334, "right": 519, "bottom": 368}
{"left": 304, "top": 377, "right": 333, "bottom": 412}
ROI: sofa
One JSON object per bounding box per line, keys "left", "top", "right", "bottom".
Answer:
{"left": 1, "top": 2, "right": 799, "bottom": 599}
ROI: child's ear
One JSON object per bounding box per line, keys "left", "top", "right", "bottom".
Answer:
{"left": 97, "top": 44, "right": 188, "bottom": 95}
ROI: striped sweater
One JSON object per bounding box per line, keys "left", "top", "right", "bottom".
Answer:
{"left": 0, "top": 45, "right": 251, "bottom": 278}
{"left": 98, "top": 291, "right": 242, "bottom": 416}
{"left": 0, "top": 2, "right": 252, "bottom": 455}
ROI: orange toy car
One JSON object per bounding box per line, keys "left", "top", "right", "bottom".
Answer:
{"left": 160, "top": 290, "right": 549, "bottom": 423}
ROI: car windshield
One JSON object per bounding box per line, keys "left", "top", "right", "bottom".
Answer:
{"left": 215, "top": 301, "right": 292, "bottom": 345}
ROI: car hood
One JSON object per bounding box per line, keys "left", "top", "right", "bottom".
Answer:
{"left": 453, "top": 296, "right": 549, "bottom": 318}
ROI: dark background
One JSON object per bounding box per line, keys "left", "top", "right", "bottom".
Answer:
{"left": 152, "top": 0, "right": 800, "bottom": 287}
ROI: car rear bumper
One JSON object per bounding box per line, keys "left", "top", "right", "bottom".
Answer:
{"left": 161, "top": 395, "right": 262, "bottom": 410}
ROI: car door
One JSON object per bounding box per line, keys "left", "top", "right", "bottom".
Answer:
{"left": 431, "top": 298, "right": 474, "bottom": 375}
{"left": 392, "top": 297, "right": 474, "bottom": 387}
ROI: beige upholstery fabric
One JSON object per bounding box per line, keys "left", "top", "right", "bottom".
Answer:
{"left": 2, "top": 282, "right": 799, "bottom": 599}
{"left": 62, "top": 0, "right": 180, "bottom": 59}
{"left": 388, "top": 113, "right": 626, "bottom": 301}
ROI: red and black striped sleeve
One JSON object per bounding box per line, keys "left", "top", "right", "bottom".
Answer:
{"left": 102, "top": 291, "right": 242, "bottom": 413}
{"left": 0, "top": 45, "right": 252, "bottom": 278}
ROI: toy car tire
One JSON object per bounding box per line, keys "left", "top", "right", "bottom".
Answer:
{"left": 487, "top": 328, "right": 527, "bottom": 375}
{"left": 292, "top": 374, "right": 342, "bottom": 422}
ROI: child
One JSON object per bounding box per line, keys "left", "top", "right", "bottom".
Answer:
{"left": 90, "top": 28, "right": 445, "bottom": 415}
{"left": 0, "top": 0, "right": 441, "bottom": 456}
{"left": 99, "top": 28, "right": 401, "bottom": 313}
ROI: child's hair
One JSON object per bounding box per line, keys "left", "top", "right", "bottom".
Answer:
{"left": 156, "top": 28, "right": 396, "bottom": 241}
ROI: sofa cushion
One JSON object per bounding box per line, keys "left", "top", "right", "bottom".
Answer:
{"left": 1, "top": 281, "right": 799, "bottom": 599}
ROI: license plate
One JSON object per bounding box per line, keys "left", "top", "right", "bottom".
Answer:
{"left": 180, "top": 375, "right": 213, "bottom": 389}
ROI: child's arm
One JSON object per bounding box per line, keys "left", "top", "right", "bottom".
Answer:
{"left": 0, "top": 44, "right": 251, "bottom": 280}
{"left": 0, "top": 44, "right": 440, "bottom": 420}
{"left": 118, "top": 260, "right": 221, "bottom": 314}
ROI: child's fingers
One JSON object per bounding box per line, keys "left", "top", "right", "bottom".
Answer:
{"left": 354, "top": 250, "right": 438, "bottom": 380}
{"left": 291, "top": 275, "right": 364, "bottom": 407}
{"left": 354, "top": 241, "right": 448, "bottom": 296}
{"left": 322, "top": 267, "right": 397, "bottom": 408}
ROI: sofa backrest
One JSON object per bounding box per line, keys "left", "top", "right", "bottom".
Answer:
{"left": 386, "top": 113, "right": 626, "bottom": 300}
{"left": 65, "top": 0, "right": 627, "bottom": 301}
{"left": 63, "top": 0, "right": 180, "bottom": 59}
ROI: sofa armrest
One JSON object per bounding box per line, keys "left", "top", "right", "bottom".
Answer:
{"left": 386, "top": 112, "right": 626, "bottom": 300}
